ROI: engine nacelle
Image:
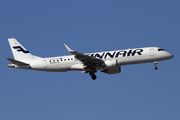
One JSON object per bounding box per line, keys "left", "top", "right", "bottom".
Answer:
{"left": 101, "top": 67, "right": 121, "bottom": 74}
{"left": 103, "top": 59, "right": 118, "bottom": 68}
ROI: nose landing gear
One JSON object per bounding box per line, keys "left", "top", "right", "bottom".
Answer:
{"left": 154, "top": 61, "right": 158, "bottom": 70}
{"left": 155, "top": 66, "right": 158, "bottom": 70}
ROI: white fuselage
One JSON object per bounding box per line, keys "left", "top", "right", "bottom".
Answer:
{"left": 27, "top": 47, "right": 173, "bottom": 72}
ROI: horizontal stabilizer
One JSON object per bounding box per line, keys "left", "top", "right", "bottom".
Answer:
{"left": 7, "top": 58, "right": 29, "bottom": 65}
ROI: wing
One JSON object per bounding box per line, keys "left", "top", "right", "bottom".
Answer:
{"left": 64, "top": 44, "right": 103, "bottom": 65}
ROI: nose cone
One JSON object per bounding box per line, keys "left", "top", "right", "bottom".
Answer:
{"left": 170, "top": 53, "right": 174, "bottom": 59}
{"left": 168, "top": 52, "right": 174, "bottom": 59}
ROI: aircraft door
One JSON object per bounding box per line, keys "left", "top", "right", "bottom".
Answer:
{"left": 43, "top": 60, "right": 47, "bottom": 68}
{"left": 149, "top": 49, "right": 154, "bottom": 57}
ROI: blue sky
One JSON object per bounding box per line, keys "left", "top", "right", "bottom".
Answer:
{"left": 1, "top": 0, "right": 180, "bottom": 120}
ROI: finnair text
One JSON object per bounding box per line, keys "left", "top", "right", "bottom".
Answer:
{"left": 88, "top": 49, "right": 143, "bottom": 59}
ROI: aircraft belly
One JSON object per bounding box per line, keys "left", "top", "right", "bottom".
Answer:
{"left": 46, "top": 63, "right": 71, "bottom": 71}
{"left": 117, "top": 57, "right": 138, "bottom": 65}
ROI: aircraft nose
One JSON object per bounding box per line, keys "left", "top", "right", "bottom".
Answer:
{"left": 170, "top": 53, "right": 174, "bottom": 58}
{"left": 168, "top": 53, "right": 174, "bottom": 59}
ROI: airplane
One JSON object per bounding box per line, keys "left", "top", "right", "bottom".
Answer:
{"left": 7, "top": 38, "right": 174, "bottom": 80}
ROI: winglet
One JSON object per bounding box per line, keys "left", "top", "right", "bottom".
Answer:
{"left": 64, "top": 44, "right": 81, "bottom": 56}
{"left": 64, "top": 44, "right": 75, "bottom": 53}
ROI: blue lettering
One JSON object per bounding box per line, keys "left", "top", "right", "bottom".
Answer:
{"left": 104, "top": 52, "right": 116, "bottom": 59}
{"left": 89, "top": 49, "right": 143, "bottom": 59}
{"left": 94, "top": 53, "right": 105, "bottom": 59}
{"left": 116, "top": 51, "right": 127, "bottom": 57}
{"left": 132, "top": 49, "right": 143, "bottom": 56}
{"left": 127, "top": 50, "right": 133, "bottom": 56}
{"left": 90, "top": 54, "right": 94, "bottom": 57}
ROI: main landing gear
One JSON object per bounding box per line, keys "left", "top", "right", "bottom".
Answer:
{"left": 154, "top": 61, "right": 158, "bottom": 70}
{"left": 90, "top": 72, "right": 97, "bottom": 80}
{"left": 89, "top": 68, "right": 97, "bottom": 80}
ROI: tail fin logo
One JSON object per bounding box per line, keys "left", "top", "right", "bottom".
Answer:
{"left": 13, "top": 46, "right": 30, "bottom": 53}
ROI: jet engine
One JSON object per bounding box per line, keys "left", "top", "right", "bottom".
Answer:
{"left": 102, "top": 59, "right": 118, "bottom": 68}
{"left": 101, "top": 67, "right": 121, "bottom": 74}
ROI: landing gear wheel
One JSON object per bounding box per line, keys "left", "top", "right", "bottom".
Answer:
{"left": 154, "top": 61, "right": 158, "bottom": 70}
{"left": 91, "top": 74, "right": 97, "bottom": 80}
{"left": 89, "top": 67, "right": 97, "bottom": 80}
{"left": 155, "top": 66, "right": 158, "bottom": 70}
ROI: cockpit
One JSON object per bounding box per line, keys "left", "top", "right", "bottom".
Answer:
{"left": 158, "top": 48, "right": 165, "bottom": 51}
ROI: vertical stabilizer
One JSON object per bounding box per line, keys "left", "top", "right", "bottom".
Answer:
{"left": 8, "top": 38, "right": 35, "bottom": 61}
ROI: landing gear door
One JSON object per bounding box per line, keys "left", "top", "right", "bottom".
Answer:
{"left": 150, "top": 49, "right": 154, "bottom": 57}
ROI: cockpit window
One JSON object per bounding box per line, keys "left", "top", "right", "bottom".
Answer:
{"left": 158, "top": 48, "right": 165, "bottom": 51}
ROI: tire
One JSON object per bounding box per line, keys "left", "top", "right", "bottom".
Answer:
{"left": 91, "top": 74, "right": 97, "bottom": 80}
